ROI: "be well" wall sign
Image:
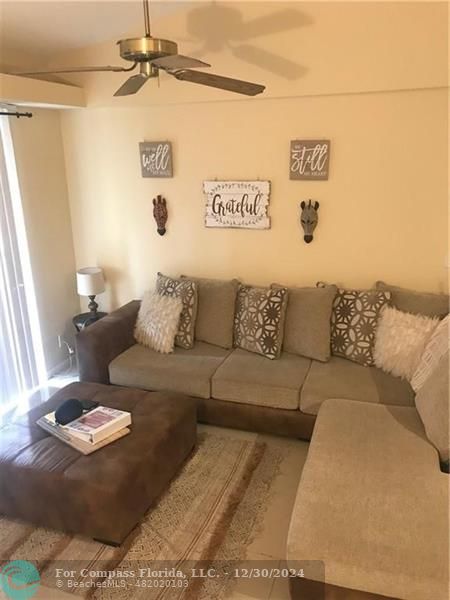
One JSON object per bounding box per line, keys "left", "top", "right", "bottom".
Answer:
{"left": 290, "top": 140, "right": 330, "bottom": 180}
{"left": 203, "top": 181, "right": 271, "bottom": 229}
{"left": 139, "top": 142, "right": 173, "bottom": 178}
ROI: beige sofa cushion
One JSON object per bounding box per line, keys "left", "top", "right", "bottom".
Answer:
{"left": 212, "top": 348, "right": 311, "bottom": 410}
{"left": 287, "top": 399, "right": 449, "bottom": 600}
{"left": 300, "top": 356, "right": 414, "bottom": 415}
{"left": 182, "top": 275, "right": 238, "bottom": 349}
{"left": 376, "top": 280, "right": 449, "bottom": 318}
{"left": 109, "top": 342, "right": 229, "bottom": 399}
{"left": 415, "top": 351, "right": 449, "bottom": 463}
{"left": 273, "top": 284, "right": 337, "bottom": 362}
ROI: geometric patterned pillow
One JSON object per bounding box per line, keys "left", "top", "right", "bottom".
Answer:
{"left": 234, "top": 285, "right": 288, "bottom": 360}
{"left": 156, "top": 272, "right": 198, "bottom": 349}
{"left": 331, "top": 288, "right": 391, "bottom": 366}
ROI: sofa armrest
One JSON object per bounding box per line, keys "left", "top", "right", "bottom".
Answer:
{"left": 76, "top": 300, "right": 140, "bottom": 384}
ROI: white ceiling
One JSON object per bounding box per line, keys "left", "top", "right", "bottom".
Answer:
{"left": 0, "top": 1, "right": 180, "bottom": 60}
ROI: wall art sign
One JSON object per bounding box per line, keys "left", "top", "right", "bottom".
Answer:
{"left": 139, "top": 142, "right": 173, "bottom": 178}
{"left": 203, "top": 181, "right": 270, "bottom": 229}
{"left": 290, "top": 140, "right": 330, "bottom": 180}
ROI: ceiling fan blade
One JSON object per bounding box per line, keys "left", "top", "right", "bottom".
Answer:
{"left": 172, "top": 70, "right": 265, "bottom": 96}
{"left": 13, "top": 64, "right": 137, "bottom": 76}
{"left": 114, "top": 73, "right": 150, "bottom": 96}
{"left": 151, "top": 55, "right": 210, "bottom": 71}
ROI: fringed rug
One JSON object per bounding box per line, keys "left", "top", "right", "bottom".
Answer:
{"left": 0, "top": 431, "right": 286, "bottom": 599}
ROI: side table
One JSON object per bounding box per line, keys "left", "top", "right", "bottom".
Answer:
{"left": 73, "top": 311, "right": 108, "bottom": 332}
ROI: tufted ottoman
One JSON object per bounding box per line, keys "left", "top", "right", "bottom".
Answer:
{"left": 0, "top": 382, "right": 197, "bottom": 545}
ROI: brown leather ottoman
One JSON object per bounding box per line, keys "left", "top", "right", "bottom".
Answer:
{"left": 0, "top": 382, "right": 197, "bottom": 545}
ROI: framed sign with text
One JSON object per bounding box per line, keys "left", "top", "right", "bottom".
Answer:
{"left": 203, "top": 181, "right": 271, "bottom": 229}
{"left": 139, "top": 142, "right": 173, "bottom": 178}
{"left": 290, "top": 140, "right": 330, "bottom": 180}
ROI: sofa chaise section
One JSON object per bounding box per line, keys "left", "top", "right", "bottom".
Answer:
{"left": 300, "top": 356, "right": 415, "bottom": 416}
{"left": 287, "top": 398, "right": 449, "bottom": 600}
{"left": 109, "top": 342, "right": 230, "bottom": 399}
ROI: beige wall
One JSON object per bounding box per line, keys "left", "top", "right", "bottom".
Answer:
{"left": 59, "top": 2, "right": 448, "bottom": 310}
{"left": 11, "top": 109, "right": 79, "bottom": 373}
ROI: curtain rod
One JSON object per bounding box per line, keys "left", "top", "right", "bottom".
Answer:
{"left": 0, "top": 111, "right": 33, "bottom": 118}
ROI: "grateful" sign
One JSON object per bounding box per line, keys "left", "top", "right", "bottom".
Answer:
{"left": 203, "top": 181, "right": 271, "bottom": 229}
{"left": 290, "top": 140, "right": 330, "bottom": 180}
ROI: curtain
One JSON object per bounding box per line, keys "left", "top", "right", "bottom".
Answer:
{"left": 0, "top": 119, "right": 45, "bottom": 407}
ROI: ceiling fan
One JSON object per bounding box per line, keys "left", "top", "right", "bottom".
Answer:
{"left": 14, "top": 0, "right": 265, "bottom": 97}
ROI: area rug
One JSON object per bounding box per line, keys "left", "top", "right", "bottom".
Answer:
{"left": 0, "top": 431, "right": 286, "bottom": 599}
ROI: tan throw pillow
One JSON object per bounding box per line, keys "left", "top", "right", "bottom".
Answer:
{"left": 156, "top": 273, "right": 198, "bottom": 349}
{"left": 376, "top": 281, "right": 449, "bottom": 318}
{"left": 134, "top": 291, "right": 183, "bottom": 354}
{"left": 181, "top": 276, "right": 239, "bottom": 348}
{"left": 331, "top": 289, "right": 391, "bottom": 366}
{"left": 415, "top": 351, "right": 449, "bottom": 463}
{"left": 411, "top": 315, "right": 449, "bottom": 392}
{"left": 272, "top": 284, "right": 337, "bottom": 362}
{"left": 374, "top": 306, "right": 438, "bottom": 381}
{"left": 234, "top": 285, "right": 288, "bottom": 360}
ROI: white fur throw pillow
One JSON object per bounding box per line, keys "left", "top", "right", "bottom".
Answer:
{"left": 411, "top": 315, "right": 449, "bottom": 392}
{"left": 134, "top": 291, "right": 183, "bottom": 354}
{"left": 374, "top": 306, "right": 438, "bottom": 381}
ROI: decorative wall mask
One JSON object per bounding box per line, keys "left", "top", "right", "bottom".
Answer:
{"left": 300, "top": 200, "right": 319, "bottom": 243}
{"left": 153, "top": 195, "right": 168, "bottom": 235}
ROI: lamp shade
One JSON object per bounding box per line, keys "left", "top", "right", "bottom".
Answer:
{"left": 76, "top": 267, "right": 105, "bottom": 297}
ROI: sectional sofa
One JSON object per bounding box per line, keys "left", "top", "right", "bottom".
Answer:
{"left": 76, "top": 278, "right": 449, "bottom": 600}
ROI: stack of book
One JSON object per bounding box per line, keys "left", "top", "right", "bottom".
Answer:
{"left": 37, "top": 406, "right": 132, "bottom": 455}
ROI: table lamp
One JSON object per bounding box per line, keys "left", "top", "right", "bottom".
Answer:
{"left": 76, "top": 267, "right": 105, "bottom": 317}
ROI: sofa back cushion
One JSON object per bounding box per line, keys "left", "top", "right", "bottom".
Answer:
{"left": 272, "top": 284, "right": 337, "bottom": 362}
{"left": 331, "top": 288, "right": 391, "bottom": 367}
{"left": 156, "top": 273, "right": 198, "bottom": 349}
{"left": 376, "top": 281, "right": 449, "bottom": 318}
{"left": 181, "top": 276, "right": 238, "bottom": 348}
{"left": 234, "top": 285, "right": 288, "bottom": 360}
{"left": 415, "top": 351, "right": 449, "bottom": 463}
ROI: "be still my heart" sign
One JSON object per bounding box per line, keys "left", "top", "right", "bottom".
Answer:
{"left": 290, "top": 140, "right": 330, "bottom": 180}
{"left": 203, "top": 181, "right": 271, "bottom": 229}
